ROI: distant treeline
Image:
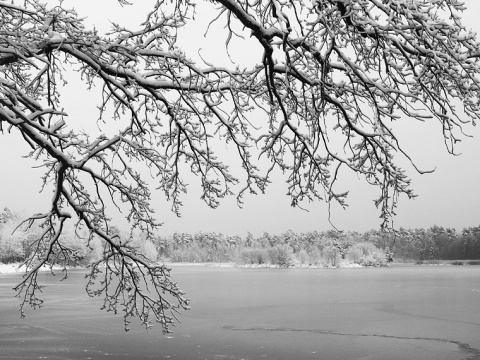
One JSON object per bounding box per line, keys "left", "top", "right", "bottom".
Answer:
{"left": 153, "top": 225, "right": 480, "bottom": 265}
{"left": 152, "top": 230, "right": 391, "bottom": 267}
{"left": 385, "top": 226, "right": 480, "bottom": 261}
{"left": 1, "top": 207, "right": 480, "bottom": 267}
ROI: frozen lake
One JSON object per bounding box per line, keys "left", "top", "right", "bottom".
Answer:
{"left": 1, "top": 265, "right": 480, "bottom": 360}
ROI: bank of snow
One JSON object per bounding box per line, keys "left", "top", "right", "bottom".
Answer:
{"left": 0, "top": 262, "right": 71, "bottom": 275}
{"left": 0, "top": 263, "right": 17, "bottom": 274}
{"left": 164, "top": 261, "right": 364, "bottom": 269}
{"left": 238, "top": 262, "right": 364, "bottom": 269}
{"left": 1, "top": 261, "right": 367, "bottom": 275}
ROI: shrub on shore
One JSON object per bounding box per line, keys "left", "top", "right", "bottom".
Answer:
{"left": 297, "top": 248, "right": 324, "bottom": 266}
{"left": 170, "top": 243, "right": 237, "bottom": 263}
{"left": 346, "top": 242, "right": 388, "bottom": 267}
{"left": 267, "top": 245, "right": 294, "bottom": 267}
{"left": 238, "top": 248, "right": 268, "bottom": 265}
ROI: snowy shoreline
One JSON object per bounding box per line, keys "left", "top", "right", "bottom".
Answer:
{"left": 0, "top": 262, "right": 72, "bottom": 275}
{"left": 0, "top": 261, "right": 365, "bottom": 275}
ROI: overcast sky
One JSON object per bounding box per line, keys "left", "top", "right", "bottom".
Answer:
{"left": 1, "top": 0, "right": 480, "bottom": 237}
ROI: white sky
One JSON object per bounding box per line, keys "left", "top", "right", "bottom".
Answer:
{"left": 1, "top": 0, "right": 480, "bottom": 237}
